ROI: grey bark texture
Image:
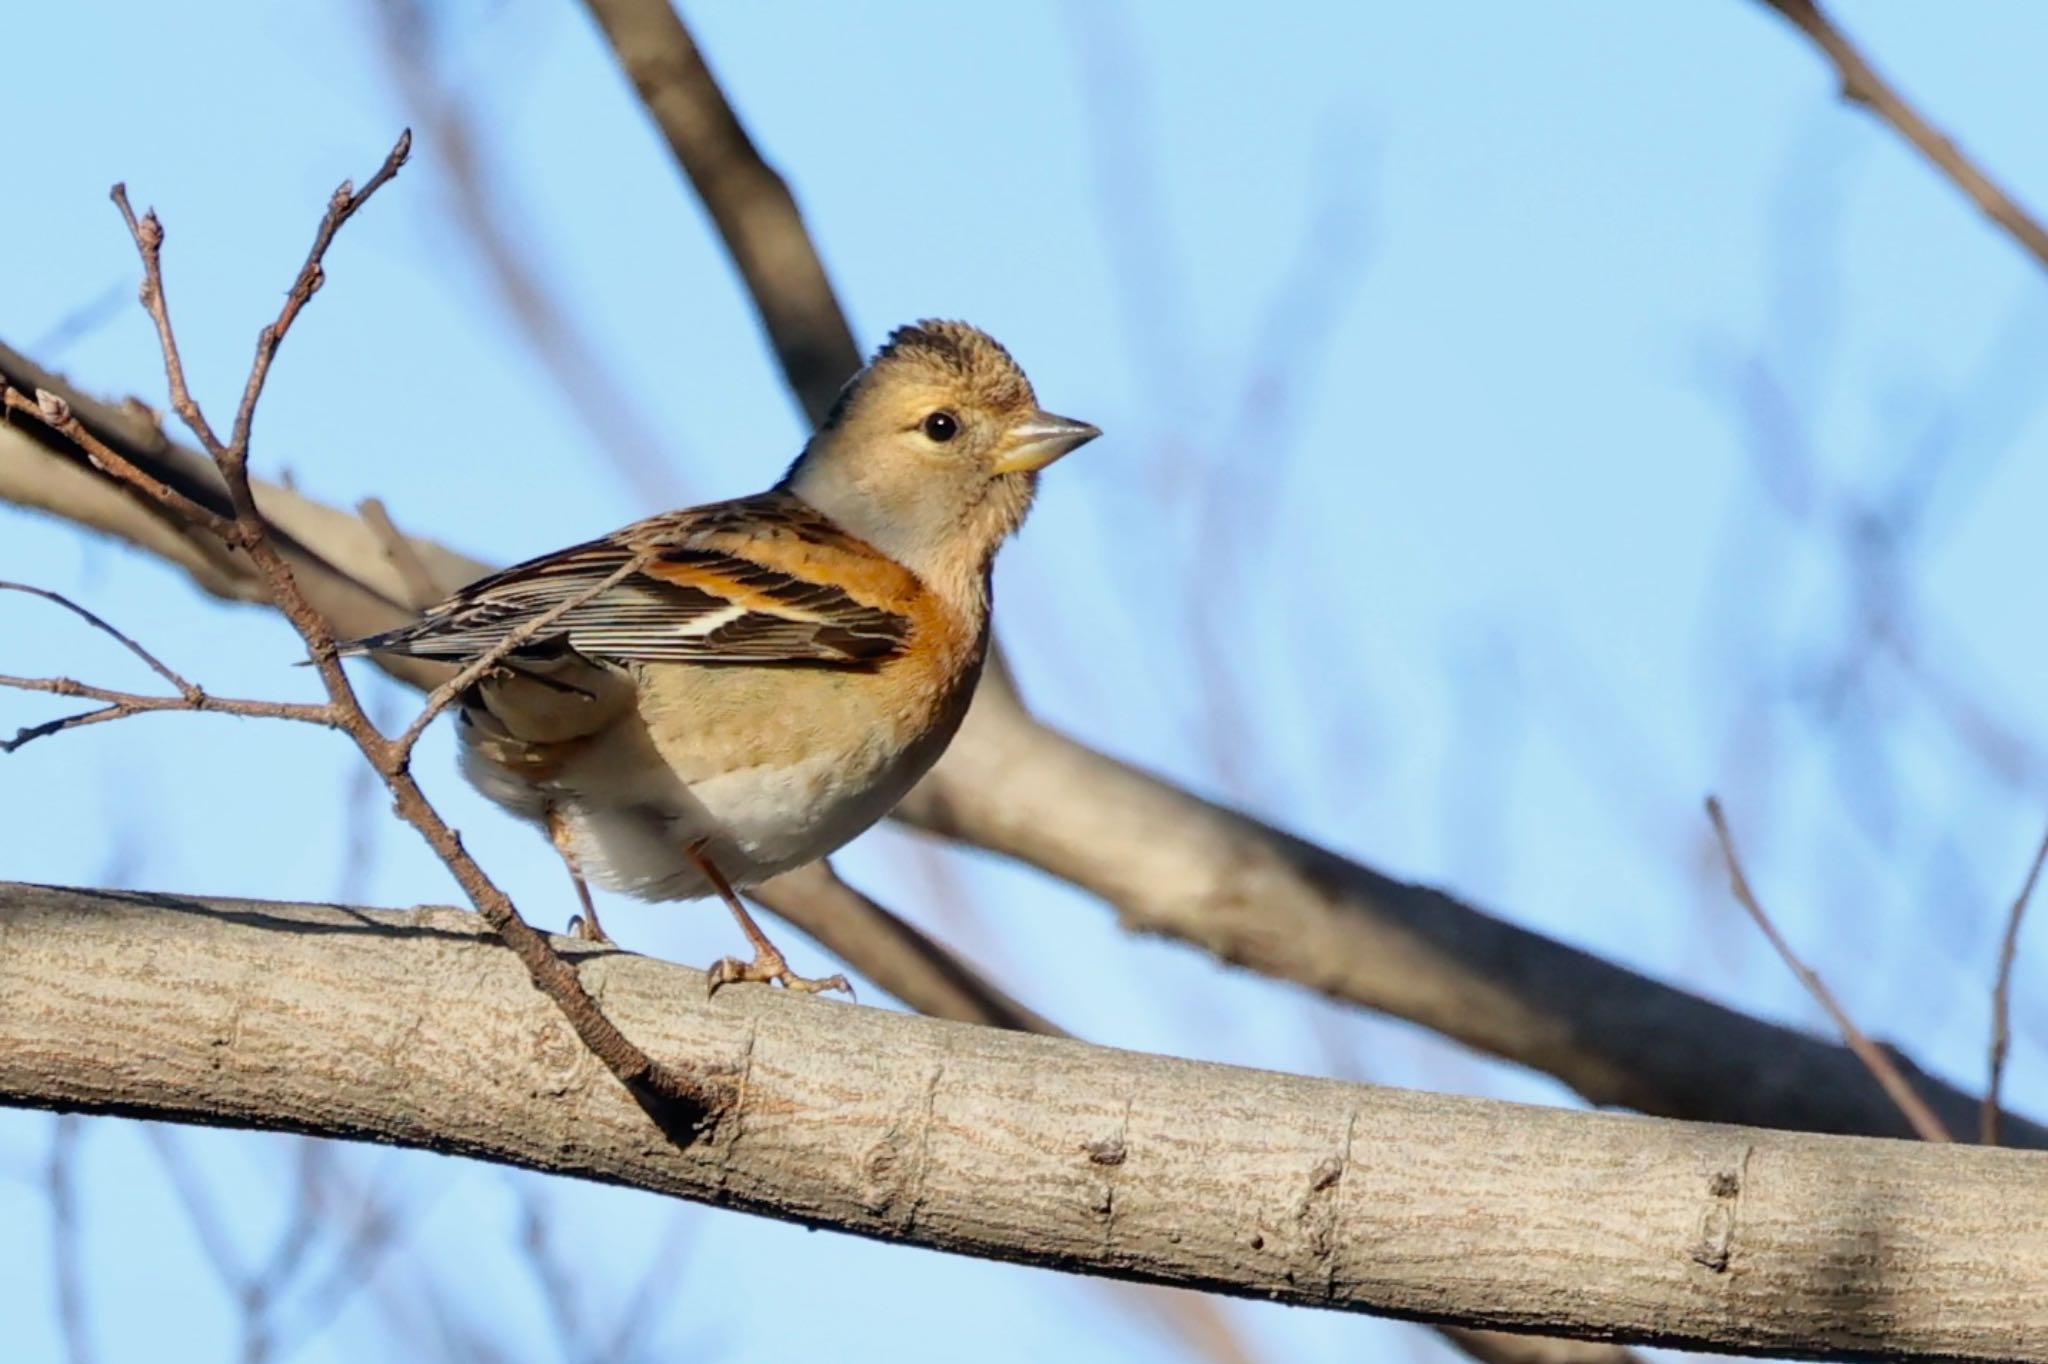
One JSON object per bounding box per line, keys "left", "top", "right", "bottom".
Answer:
{"left": 3, "top": 881, "right": 2045, "bottom": 1362}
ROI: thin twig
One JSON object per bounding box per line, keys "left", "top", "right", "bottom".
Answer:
{"left": 1757, "top": 0, "right": 2048, "bottom": 268}
{"left": 1705, "top": 796, "right": 1953, "bottom": 1142}
{"left": 269, "top": 1149, "right": 432, "bottom": 1361}
{"left": 589, "top": 1206, "right": 702, "bottom": 1364}
{"left": 89, "top": 134, "right": 726, "bottom": 1126}
{"left": 1985, "top": 816, "right": 2048, "bottom": 1145}
{"left": 0, "top": 385, "right": 235, "bottom": 540}
{"left": 388, "top": 553, "right": 649, "bottom": 762}
{"left": 237, "top": 1141, "right": 329, "bottom": 1364}
{"left": 109, "top": 186, "right": 227, "bottom": 459}
{"left": 0, "top": 580, "right": 199, "bottom": 697}
{"left": 228, "top": 130, "right": 412, "bottom": 460}
{"left": 0, "top": 673, "right": 335, "bottom": 753}
{"left": 3, "top": 698, "right": 157, "bottom": 751}
{"left": 0, "top": 580, "right": 326, "bottom": 751}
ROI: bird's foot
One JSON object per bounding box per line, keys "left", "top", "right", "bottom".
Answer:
{"left": 566, "top": 910, "right": 614, "bottom": 946}
{"left": 706, "top": 946, "right": 853, "bottom": 999}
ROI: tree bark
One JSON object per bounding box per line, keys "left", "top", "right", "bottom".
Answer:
{"left": 3, "top": 881, "right": 2044, "bottom": 1362}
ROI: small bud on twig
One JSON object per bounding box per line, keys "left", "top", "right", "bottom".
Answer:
{"left": 34, "top": 389, "right": 72, "bottom": 426}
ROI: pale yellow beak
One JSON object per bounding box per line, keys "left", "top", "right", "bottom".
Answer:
{"left": 992, "top": 410, "right": 1101, "bottom": 475}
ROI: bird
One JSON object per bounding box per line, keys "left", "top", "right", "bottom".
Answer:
{"left": 344, "top": 320, "right": 1098, "bottom": 994}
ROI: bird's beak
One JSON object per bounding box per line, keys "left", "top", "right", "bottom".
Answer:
{"left": 993, "top": 411, "right": 1101, "bottom": 474}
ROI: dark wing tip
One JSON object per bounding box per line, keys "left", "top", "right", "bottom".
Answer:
{"left": 336, "top": 622, "right": 418, "bottom": 657}
{"left": 337, "top": 615, "right": 499, "bottom": 662}
{"left": 334, "top": 632, "right": 392, "bottom": 658}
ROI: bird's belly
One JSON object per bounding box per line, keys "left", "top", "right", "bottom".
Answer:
{"left": 697, "top": 744, "right": 907, "bottom": 870}
{"left": 485, "top": 663, "right": 960, "bottom": 902}
{"left": 561, "top": 736, "right": 920, "bottom": 900}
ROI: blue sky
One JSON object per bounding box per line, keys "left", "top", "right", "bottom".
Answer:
{"left": 5, "top": 4, "right": 2048, "bottom": 1361}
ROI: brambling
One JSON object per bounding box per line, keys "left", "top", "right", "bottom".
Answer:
{"left": 346, "top": 320, "right": 1098, "bottom": 993}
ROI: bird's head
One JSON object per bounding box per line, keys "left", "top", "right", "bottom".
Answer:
{"left": 783, "top": 320, "right": 1099, "bottom": 598}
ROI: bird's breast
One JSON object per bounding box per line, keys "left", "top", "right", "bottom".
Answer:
{"left": 553, "top": 645, "right": 978, "bottom": 897}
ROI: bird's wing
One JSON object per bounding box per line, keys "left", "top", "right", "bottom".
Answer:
{"left": 344, "top": 493, "right": 915, "bottom": 668}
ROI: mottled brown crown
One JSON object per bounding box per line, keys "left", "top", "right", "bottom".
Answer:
{"left": 823, "top": 319, "right": 1036, "bottom": 429}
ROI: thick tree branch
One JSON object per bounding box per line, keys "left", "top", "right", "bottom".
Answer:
{"left": 750, "top": 872, "right": 1636, "bottom": 1364}
{"left": 3, "top": 882, "right": 2045, "bottom": 1362}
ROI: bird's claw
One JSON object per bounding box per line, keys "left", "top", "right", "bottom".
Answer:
{"left": 566, "top": 912, "right": 613, "bottom": 946}
{"left": 706, "top": 949, "right": 853, "bottom": 999}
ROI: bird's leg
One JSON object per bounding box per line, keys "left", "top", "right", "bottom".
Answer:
{"left": 691, "top": 841, "right": 852, "bottom": 997}
{"left": 545, "top": 805, "right": 611, "bottom": 945}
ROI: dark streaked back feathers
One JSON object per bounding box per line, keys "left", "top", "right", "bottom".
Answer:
{"left": 344, "top": 494, "right": 912, "bottom": 670}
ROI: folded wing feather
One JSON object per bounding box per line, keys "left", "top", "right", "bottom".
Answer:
{"left": 343, "top": 497, "right": 912, "bottom": 669}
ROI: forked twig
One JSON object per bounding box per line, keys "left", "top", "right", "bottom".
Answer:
{"left": 228, "top": 131, "right": 413, "bottom": 460}
{"left": 0, "top": 580, "right": 200, "bottom": 697}
{"left": 0, "top": 669, "right": 336, "bottom": 753}
{"left": 1705, "top": 796, "right": 1953, "bottom": 1142}
{"left": 0, "top": 581, "right": 338, "bottom": 752}
{"left": 4, "top": 133, "right": 724, "bottom": 1128}
{"left": 1985, "top": 817, "right": 2048, "bottom": 1145}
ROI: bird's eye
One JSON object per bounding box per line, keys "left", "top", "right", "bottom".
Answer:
{"left": 922, "top": 410, "right": 960, "bottom": 443}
